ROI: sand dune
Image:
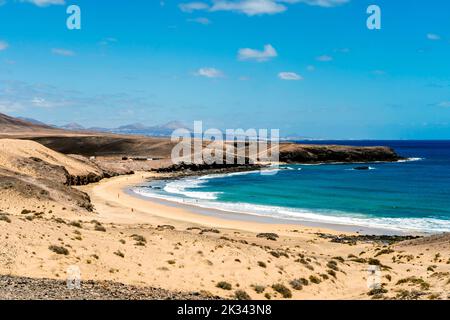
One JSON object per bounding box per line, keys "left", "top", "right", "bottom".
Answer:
{"left": 0, "top": 139, "right": 101, "bottom": 177}
{"left": 0, "top": 139, "right": 102, "bottom": 215}
{"left": 0, "top": 172, "right": 448, "bottom": 300}
{"left": 0, "top": 118, "right": 447, "bottom": 300}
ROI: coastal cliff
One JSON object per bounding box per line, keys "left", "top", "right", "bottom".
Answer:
{"left": 278, "top": 144, "right": 401, "bottom": 164}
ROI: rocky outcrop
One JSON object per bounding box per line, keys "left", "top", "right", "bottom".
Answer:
{"left": 278, "top": 144, "right": 402, "bottom": 164}
{"left": 66, "top": 173, "right": 104, "bottom": 186}
{"left": 155, "top": 162, "right": 262, "bottom": 174}
{"left": 0, "top": 275, "right": 216, "bottom": 300}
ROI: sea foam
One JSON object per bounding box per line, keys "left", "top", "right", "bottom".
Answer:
{"left": 132, "top": 176, "right": 450, "bottom": 234}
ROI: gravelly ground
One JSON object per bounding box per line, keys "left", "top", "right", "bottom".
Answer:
{"left": 0, "top": 275, "right": 217, "bottom": 300}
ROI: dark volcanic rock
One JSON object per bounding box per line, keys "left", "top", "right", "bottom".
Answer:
{"left": 155, "top": 162, "right": 262, "bottom": 174}
{"left": 315, "top": 233, "right": 421, "bottom": 245}
{"left": 0, "top": 275, "right": 218, "bottom": 300}
{"left": 279, "top": 144, "right": 402, "bottom": 164}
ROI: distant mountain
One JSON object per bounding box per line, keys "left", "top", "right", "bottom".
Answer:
{"left": 159, "top": 121, "right": 187, "bottom": 131}
{"left": 0, "top": 112, "right": 191, "bottom": 137}
{"left": 0, "top": 113, "right": 56, "bottom": 133}
{"left": 17, "top": 117, "right": 49, "bottom": 127}
{"left": 109, "top": 121, "right": 190, "bottom": 137}
{"left": 59, "top": 122, "right": 85, "bottom": 131}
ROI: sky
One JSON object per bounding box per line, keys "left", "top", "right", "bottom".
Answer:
{"left": 0, "top": 0, "right": 449, "bottom": 139}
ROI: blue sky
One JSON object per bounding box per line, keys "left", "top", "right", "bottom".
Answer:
{"left": 0, "top": 0, "right": 449, "bottom": 139}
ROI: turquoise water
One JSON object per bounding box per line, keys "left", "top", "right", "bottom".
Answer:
{"left": 134, "top": 141, "right": 450, "bottom": 233}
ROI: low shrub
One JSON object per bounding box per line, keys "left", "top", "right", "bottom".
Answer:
{"left": 216, "top": 281, "right": 232, "bottom": 290}
{"left": 234, "top": 290, "right": 251, "bottom": 300}
{"left": 49, "top": 245, "right": 69, "bottom": 255}
{"left": 272, "top": 284, "right": 292, "bottom": 298}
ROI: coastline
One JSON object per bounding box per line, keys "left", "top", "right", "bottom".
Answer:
{"left": 120, "top": 170, "right": 429, "bottom": 236}
{"left": 1, "top": 170, "right": 448, "bottom": 300}
{"left": 1, "top": 137, "right": 448, "bottom": 300}
{"left": 83, "top": 170, "right": 394, "bottom": 236}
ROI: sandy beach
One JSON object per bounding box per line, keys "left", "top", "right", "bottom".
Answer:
{"left": 2, "top": 169, "right": 449, "bottom": 300}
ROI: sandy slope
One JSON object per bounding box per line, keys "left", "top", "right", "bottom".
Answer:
{"left": 1, "top": 172, "right": 448, "bottom": 300}
{"left": 0, "top": 137, "right": 448, "bottom": 300}
{"left": 0, "top": 139, "right": 101, "bottom": 177}
{"left": 0, "top": 139, "right": 100, "bottom": 215}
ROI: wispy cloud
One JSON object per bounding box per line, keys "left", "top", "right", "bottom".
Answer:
{"left": 20, "top": 0, "right": 65, "bottom": 6}
{"left": 437, "top": 101, "right": 450, "bottom": 108}
{"left": 31, "top": 97, "right": 69, "bottom": 108}
{"left": 238, "top": 44, "right": 277, "bottom": 62}
{"left": 179, "top": 2, "right": 209, "bottom": 12}
{"left": 187, "top": 17, "right": 212, "bottom": 25}
{"left": 0, "top": 80, "right": 158, "bottom": 117}
{"left": 179, "top": 0, "right": 349, "bottom": 16}
{"left": 51, "top": 48, "right": 75, "bottom": 56}
{"left": 211, "top": 0, "right": 286, "bottom": 16}
{"left": 372, "top": 70, "right": 386, "bottom": 75}
{"left": 427, "top": 33, "right": 441, "bottom": 41}
{"left": 334, "top": 47, "right": 350, "bottom": 53}
{"left": 98, "top": 37, "right": 118, "bottom": 46}
{"left": 306, "top": 65, "right": 315, "bottom": 71}
{"left": 195, "top": 67, "right": 224, "bottom": 78}
{"left": 0, "top": 80, "right": 72, "bottom": 113}
{"left": 0, "top": 41, "right": 8, "bottom": 51}
{"left": 316, "top": 54, "right": 333, "bottom": 62}
{"left": 278, "top": 72, "right": 303, "bottom": 80}
{"left": 281, "top": 0, "right": 349, "bottom": 8}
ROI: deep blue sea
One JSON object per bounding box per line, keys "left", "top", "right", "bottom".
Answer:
{"left": 133, "top": 141, "right": 450, "bottom": 234}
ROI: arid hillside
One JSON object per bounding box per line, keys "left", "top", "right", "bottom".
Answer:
{"left": 0, "top": 139, "right": 106, "bottom": 215}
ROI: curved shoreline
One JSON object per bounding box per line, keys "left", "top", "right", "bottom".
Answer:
{"left": 83, "top": 171, "right": 426, "bottom": 236}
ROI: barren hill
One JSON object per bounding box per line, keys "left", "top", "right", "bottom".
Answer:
{"left": 0, "top": 139, "right": 101, "bottom": 177}
{"left": 0, "top": 112, "right": 402, "bottom": 163}
{"left": 0, "top": 113, "right": 54, "bottom": 133}
{"left": 0, "top": 139, "right": 107, "bottom": 214}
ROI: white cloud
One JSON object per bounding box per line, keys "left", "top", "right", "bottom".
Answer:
{"left": 437, "top": 101, "right": 450, "bottom": 108}
{"left": 280, "top": 0, "right": 349, "bottom": 7}
{"left": 427, "top": 33, "right": 441, "bottom": 41}
{"left": 51, "top": 48, "right": 75, "bottom": 56}
{"left": 306, "top": 65, "right": 315, "bottom": 71}
{"left": 238, "top": 44, "right": 277, "bottom": 62}
{"left": 31, "top": 97, "right": 68, "bottom": 108}
{"left": 98, "top": 37, "right": 118, "bottom": 46}
{"left": 0, "top": 41, "right": 8, "bottom": 51}
{"left": 179, "top": 0, "right": 349, "bottom": 16}
{"left": 179, "top": 2, "right": 209, "bottom": 12}
{"left": 335, "top": 47, "right": 350, "bottom": 53}
{"left": 278, "top": 72, "right": 303, "bottom": 80}
{"left": 195, "top": 67, "right": 224, "bottom": 78}
{"left": 372, "top": 70, "right": 386, "bottom": 75}
{"left": 211, "top": 0, "right": 286, "bottom": 16}
{"left": 188, "top": 17, "right": 212, "bottom": 25}
{"left": 20, "top": 0, "right": 65, "bottom": 6}
{"left": 316, "top": 55, "right": 333, "bottom": 62}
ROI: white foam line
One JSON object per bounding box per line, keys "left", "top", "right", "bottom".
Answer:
{"left": 397, "top": 157, "right": 424, "bottom": 163}
{"left": 132, "top": 187, "right": 450, "bottom": 233}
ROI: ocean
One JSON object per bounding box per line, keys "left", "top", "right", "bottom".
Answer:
{"left": 132, "top": 141, "right": 450, "bottom": 234}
